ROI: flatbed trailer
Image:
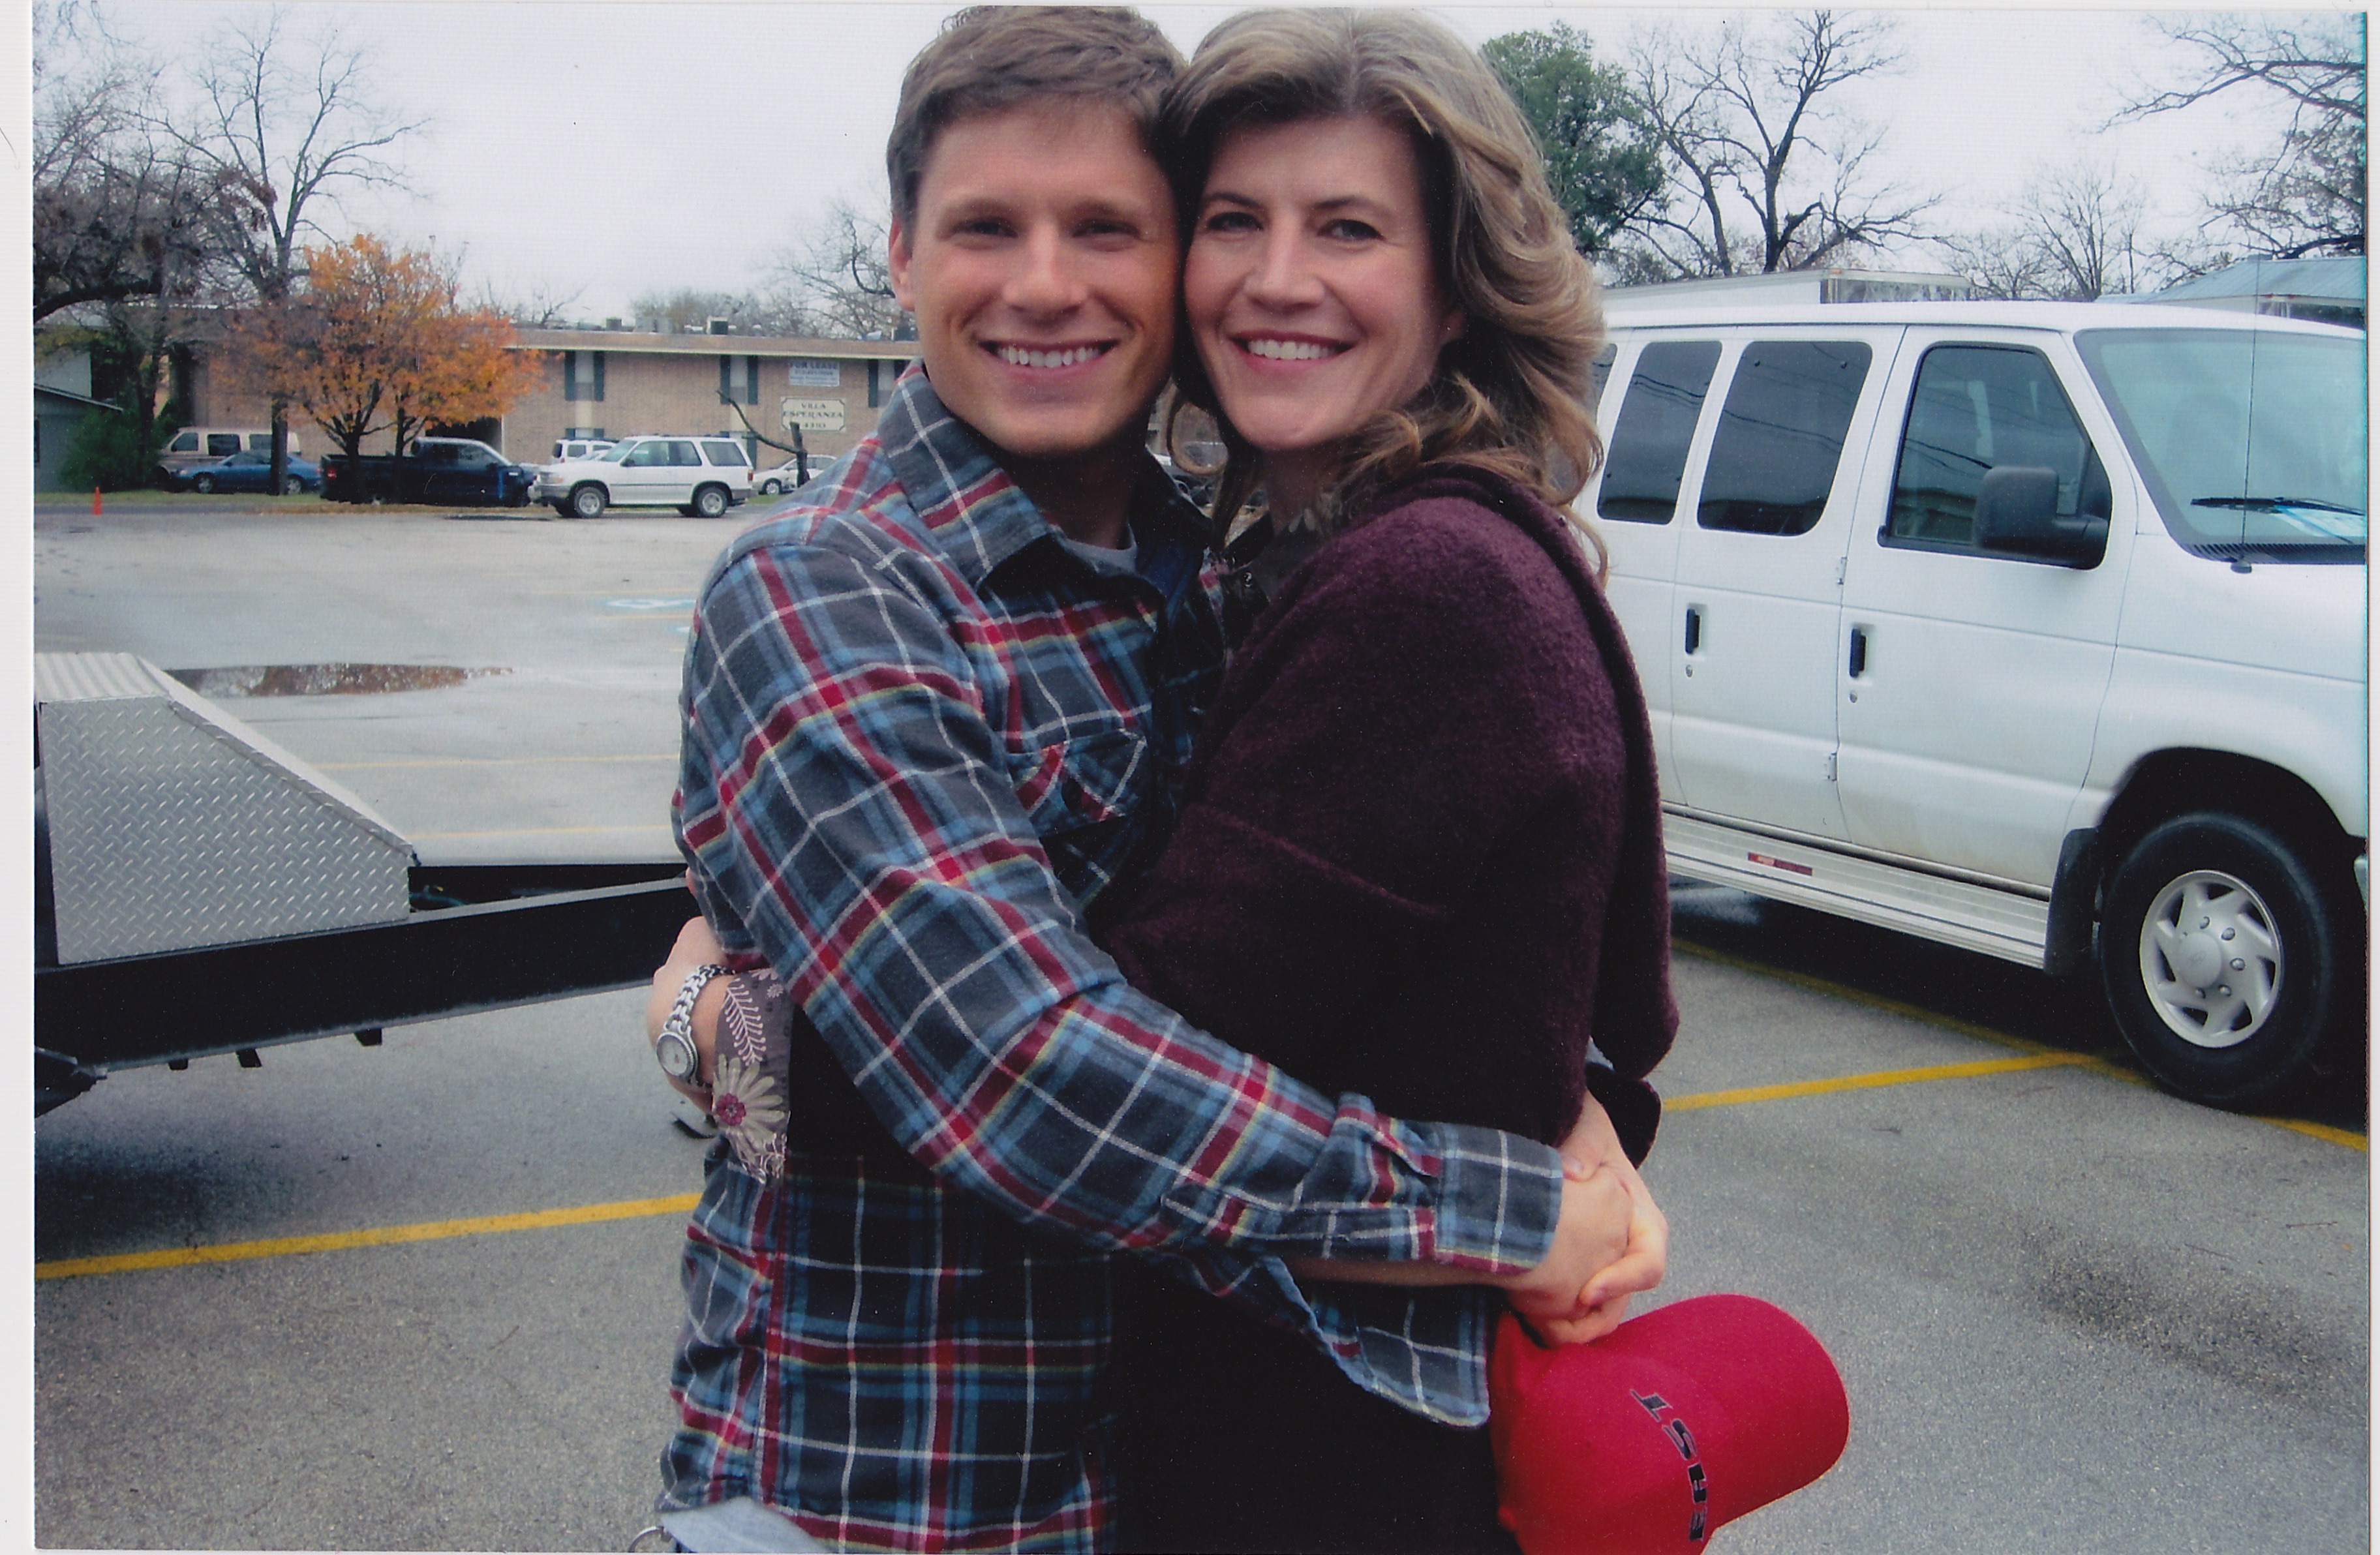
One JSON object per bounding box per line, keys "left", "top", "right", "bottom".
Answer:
{"left": 32, "top": 652, "right": 690, "bottom": 1113}
{"left": 35, "top": 863, "right": 690, "bottom": 1113}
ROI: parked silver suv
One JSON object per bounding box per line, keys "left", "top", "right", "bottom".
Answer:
{"left": 538, "top": 434, "right": 754, "bottom": 518}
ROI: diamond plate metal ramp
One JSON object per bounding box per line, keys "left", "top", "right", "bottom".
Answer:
{"left": 36, "top": 652, "right": 415, "bottom": 965}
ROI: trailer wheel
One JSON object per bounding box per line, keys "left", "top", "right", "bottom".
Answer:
{"left": 2101, "top": 811, "right": 2360, "bottom": 1109}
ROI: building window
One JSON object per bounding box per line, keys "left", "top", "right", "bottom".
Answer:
{"left": 564, "top": 350, "right": 605, "bottom": 402}
{"left": 868, "top": 360, "right": 882, "bottom": 408}
{"left": 720, "top": 355, "right": 761, "bottom": 404}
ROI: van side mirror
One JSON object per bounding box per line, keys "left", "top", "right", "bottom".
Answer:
{"left": 1974, "top": 465, "right": 2107, "bottom": 567}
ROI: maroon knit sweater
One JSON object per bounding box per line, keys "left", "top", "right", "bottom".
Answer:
{"left": 1102, "top": 465, "right": 1677, "bottom": 1554}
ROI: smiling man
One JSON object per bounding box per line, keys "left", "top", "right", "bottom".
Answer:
{"left": 649, "top": 9, "right": 1621, "bottom": 1552}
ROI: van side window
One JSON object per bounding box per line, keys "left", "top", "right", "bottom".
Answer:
{"left": 1599, "top": 340, "right": 1720, "bottom": 524}
{"left": 170, "top": 433, "right": 198, "bottom": 453}
{"left": 1889, "top": 346, "right": 2107, "bottom": 551}
{"left": 1588, "top": 342, "right": 1617, "bottom": 412}
{"left": 206, "top": 433, "right": 241, "bottom": 455}
{"left": 247, "top": 434, "right": 272, "bottom": 451}
{"left": 1698, "top": 340, "right": 1872, "bottom": 536}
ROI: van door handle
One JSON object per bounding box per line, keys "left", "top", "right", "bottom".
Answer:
{"left": 1684, "top": 606, "right": 1703, "bottom": 655}
{"left": 1848, "top": 626, "right": 1869, "bottom": 678}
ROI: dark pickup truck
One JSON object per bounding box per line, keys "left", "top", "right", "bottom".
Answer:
{"left": 321, "top": 437, "right": 540, "bottom": 506}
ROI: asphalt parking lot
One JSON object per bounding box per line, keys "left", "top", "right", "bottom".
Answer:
{"left": 31, "top": 502, "right": 2370, "bottom": 1552}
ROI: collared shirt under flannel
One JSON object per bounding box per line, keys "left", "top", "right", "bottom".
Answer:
{"left": 664, "top": 367, "right": 1565, "bottom": 1552}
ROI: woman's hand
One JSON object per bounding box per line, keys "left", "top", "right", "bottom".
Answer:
{"left": 647, "top": 916, "right": 731, "bottom": 1104}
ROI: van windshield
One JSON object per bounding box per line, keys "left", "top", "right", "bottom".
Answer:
{"left": 2075, "top": 327, "right": 2366, "bottom": 562}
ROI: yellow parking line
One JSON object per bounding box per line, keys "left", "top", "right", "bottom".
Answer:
{"left": 1671, "top": 936, "right": 2365, "bottom": 1151}
{"left": 36, "top": 1193, "right": 701, "bottom": 1282}
{"left": 1667, "top": 1051, "right": 2096, "bottom": 1111}
{"left": 39, "top": 963, "right": 2362, "bottom": 1282}
{"left": 2262, "top": 1118, "right": 2370, "bottom": 1151}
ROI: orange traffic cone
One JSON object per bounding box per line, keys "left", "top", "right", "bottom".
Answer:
{"left": 92, "top": 487, "right": 102, "bottom": 517}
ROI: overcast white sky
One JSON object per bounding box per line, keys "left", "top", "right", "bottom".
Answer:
{"left": 74, "top": 3, "right": 2348, "bottom": 320}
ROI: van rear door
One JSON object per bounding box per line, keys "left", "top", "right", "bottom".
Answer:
{"left": 1663, "top": 331, "right": 1887, "bottom": 842}
{"left": 1588, "top": 335, "right": 1713, "bottom": 800}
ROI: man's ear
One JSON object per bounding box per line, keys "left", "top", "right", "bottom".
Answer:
{"left": 888, "top": 220, "right": 917, "bottom": 313}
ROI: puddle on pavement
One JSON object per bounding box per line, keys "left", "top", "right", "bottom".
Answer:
{"left": 168, "top": 663, "right": 512, "bottom": 697}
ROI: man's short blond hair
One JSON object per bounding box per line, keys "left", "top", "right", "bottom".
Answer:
{"left": 887, "top": 7, "right": 1183, "bottom": 230}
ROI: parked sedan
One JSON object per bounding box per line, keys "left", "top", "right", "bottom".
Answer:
{"left": 754, "top": 459, "right": 816, "bottom": 496}
{"left": 169, "top": 449, "right": 323, "bottom": 495}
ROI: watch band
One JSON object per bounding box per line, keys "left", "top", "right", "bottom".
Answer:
{"left": 656, "top": 963, "right": 732, "bottom": 1085}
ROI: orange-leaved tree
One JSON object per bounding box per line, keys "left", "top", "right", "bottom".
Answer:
{"left": 226, "top": 234, "right": 540, "bottom": 498}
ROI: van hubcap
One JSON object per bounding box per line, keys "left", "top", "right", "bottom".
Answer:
{"left": 2137, "top": 869, "right": 2281, "bottom": 1049}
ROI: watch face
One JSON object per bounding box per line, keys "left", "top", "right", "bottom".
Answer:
{"left": 656, "top": 1029, "right": 701, "bottom": 1082}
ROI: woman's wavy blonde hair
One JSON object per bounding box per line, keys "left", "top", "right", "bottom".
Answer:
{"left": 1159, "top": 8, "right": 1608, "bottom": 558}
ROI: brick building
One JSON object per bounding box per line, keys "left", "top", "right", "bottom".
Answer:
{"left": 508, "top": 327, "right": 921, "bottom": 466}
{"left": 155, "top": 318, "right": 921, "bottom": 467}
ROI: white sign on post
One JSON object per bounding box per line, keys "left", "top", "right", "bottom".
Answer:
{"left": 782, "top": 397, "right": 848, "bottom": 434}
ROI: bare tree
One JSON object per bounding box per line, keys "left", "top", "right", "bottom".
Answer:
{"left": 2013, "top": 164, "right": 2157, "bottom": 300}
{"left": 1621, "top": 11, "right": 1936, "bottom": 279}
{"left": 2118, "top": 14, "right": 2365, "bottom": 258}
{"left": 761, "top": 198, "right": 909, "bottom": 339}
{"left": 33, "top": 6, "right": 220, "bottom": 321}
{"left": 471, "top": 276, "right": 587, "bottom": 331}
{"left": 152, "top": 8, "right": 424, "bottom": 485}
{"left": 1936, "top": 230, "right": 2052, "bottom": 302}
{"left": 1942, "top": 162, "right": 2223, "bottom": 302}
{"left": 626, "top": 288, "right": 767, "bottom": 334}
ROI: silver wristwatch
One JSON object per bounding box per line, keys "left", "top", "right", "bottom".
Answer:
{"left": 656, "top": 963, "right": 731, "bottom": 1085}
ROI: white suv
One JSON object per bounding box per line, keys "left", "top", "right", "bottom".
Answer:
{"left": 539, "top": 434, "right": 754, "bottom": 518}
{"left": 1585, "top": 300, "right": 2365, "bottom": 1108}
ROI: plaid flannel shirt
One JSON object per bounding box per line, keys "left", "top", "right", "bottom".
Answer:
{"left": 663, "top": 369, "right": 1566, "bottom": 1552}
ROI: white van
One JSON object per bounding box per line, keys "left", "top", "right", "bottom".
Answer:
{"left": 1585, "top": 301, "right": 2366, "bottom": 1108}
{"left": 157, "top": 427, "right": 302, "bottom": 481}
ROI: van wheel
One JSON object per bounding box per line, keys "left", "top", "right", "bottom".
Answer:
{"left": 2100, "top": 811, "right": 2360, "bottom": 1109}
{"left": 568, "top": 484, "right": 607, "bottom": 519}
{"left": 692, "top": 485, "right": 729, "bottom": 519}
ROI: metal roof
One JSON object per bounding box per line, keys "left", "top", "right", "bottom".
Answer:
{"left": 2134, "top": 255, "right": 2365, "bottom": 305}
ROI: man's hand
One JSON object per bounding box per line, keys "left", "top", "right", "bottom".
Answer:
{"left": 1525, "top": 1095, "right": 1670, "bottom": 1344}
{"left": 647, "top": 916, "right": 731, "bottom": 1104}
{"left": 1498, "top": 1155, "right": 1633, "bottom": 1339}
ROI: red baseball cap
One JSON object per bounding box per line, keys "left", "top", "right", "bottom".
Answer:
{"left": 1490, "top": 1294, "right": 1850, "bottom": 1555}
